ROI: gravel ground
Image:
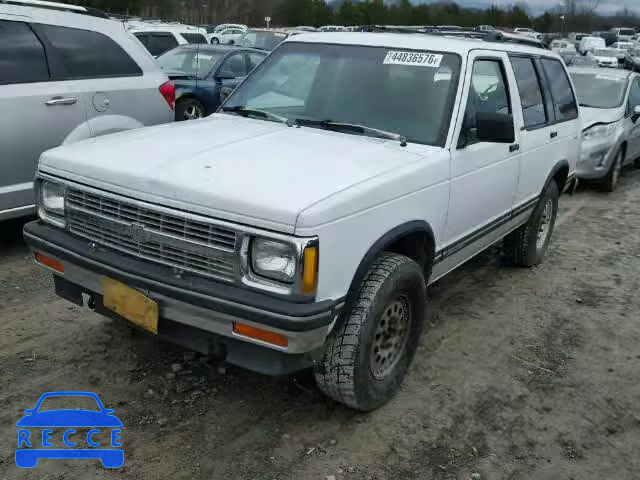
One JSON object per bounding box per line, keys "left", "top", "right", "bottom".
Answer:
{"left": 1, "top": 171, "right": 640, "bottom": 480}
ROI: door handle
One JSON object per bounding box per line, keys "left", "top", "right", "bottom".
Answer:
{"left": 550, "top": 131, "right": 558, "bottom": 139}
{"left": 509, "top": 143, "right": 520, "bottom": 152}
{"left": 45, "top": 96, "right": 78, "bottom": 106}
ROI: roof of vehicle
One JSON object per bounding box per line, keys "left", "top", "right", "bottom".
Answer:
{"left": 568, "top": 66, "right": 634, "bottom": 78}
{"left": 166, "top": 44, "right": 266, "bottom": 55}
{"left": 0, "top": 0, "right": 107, "bottom": 17}
{"left": 286, "top": 31, "right": 554, "bottom": 57}
{"left": 128, "top": 23, "right": 205, "bottom": 33}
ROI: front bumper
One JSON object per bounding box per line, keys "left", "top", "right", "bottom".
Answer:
{"left": 576, "top": 142, "right": 617, "bottom": 180}
{"left": 24, "top": 222, "right": 344, "bottom": 375}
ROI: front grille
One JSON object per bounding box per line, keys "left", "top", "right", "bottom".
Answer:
{"left": 66, "top": 188, "right": 238, "bottom": 282}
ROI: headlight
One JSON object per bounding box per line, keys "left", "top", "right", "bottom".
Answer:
{"left": 38, "top": 181, "right": 66, "bottom": 227}
{"left": 582, "top": 122, "right": 617, "bottom": 142}
{"left": 251, "top": 238, "right": 296, "bottom": 283}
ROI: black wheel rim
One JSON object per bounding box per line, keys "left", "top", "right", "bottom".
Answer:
{"left": 370, "top": 294, "right": 412, "bottom": 380}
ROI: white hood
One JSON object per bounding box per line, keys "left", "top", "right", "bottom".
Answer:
{"left": 580, "top": 106, "right": 623, "bottom": 130}
{"left": 40, "top": 114, "right": 429, "bottom": 233}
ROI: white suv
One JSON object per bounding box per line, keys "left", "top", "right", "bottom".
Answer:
{"left": 25, "top": 31, "right": 580, "bottom": 411}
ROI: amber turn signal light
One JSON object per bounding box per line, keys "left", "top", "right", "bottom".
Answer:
{"left": 233, "top": 323, "right": 288, "bottom": 347}
{"left": 35, "top": 253, "right": 64, "bottom": 273}
{"left": 301, "top": 246, "right": 318, "bottom": 294}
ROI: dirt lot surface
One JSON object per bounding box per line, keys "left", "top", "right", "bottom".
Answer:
{"left": 1, "top": 172, "right": 640, "bottom": 480}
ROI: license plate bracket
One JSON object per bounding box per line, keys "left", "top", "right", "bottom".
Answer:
{"left": 101, "top": 277, "right": 158, "bottom": 334}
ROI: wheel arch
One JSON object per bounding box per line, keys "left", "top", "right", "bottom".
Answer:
{"left": 544, "top": 159, "right": 570, "bottom": 194}
{"left": 346, "top": 221, "right": 436, "bottom": 298}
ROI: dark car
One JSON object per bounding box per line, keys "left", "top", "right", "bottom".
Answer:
{"left": 156, "top": 45, "right": 267, "bottom": 121}
{"left": 236, "top": 28, "right": 301, "bottom": 52}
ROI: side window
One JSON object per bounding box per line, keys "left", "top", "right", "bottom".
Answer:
{"left": 510, "top": 56, "right": 548, "bottom": 129}
{"left": 628, "top": 78, "right": 640, "bottom": 111}
{"left": 247, "top": 53, "right": 265, "bottom": 71}
{"left": 0, "top": 20, "right": 49, "bottom": 85}
{"left": 39, "top": 25, "right": 142, "bottom": 79}
{"left": 540, "top": 58, "right": 578, "bottom": 122}
{"left": 459, "top": 59, "right": 512, "bottom": 147}
{"left": 148, "top": 33, "right": 178, "bottom": 56}
{"left": 219, "top": 53, "right": 248, "bottom": 78}
{"left": 181, "top": 33, "right": 207, "bottom": 44}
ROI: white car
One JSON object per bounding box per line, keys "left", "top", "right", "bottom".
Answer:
{"left": 570, "top": 68, "right": 640, "bottom": 191}
{"left": 207, "top": 26, "right": 246, "bottom": 45}
{"left": 611, "top": 41, "right": 635, "bottom": 61}
{"left": 611, "top": 27, "right": 636, "bottom": 42}
{"left": 579, "top": 36, "right": 606, "bottom": 55}
{"left": 25, "top": 31, "right": 580, "bottom": 411}
{"left": 129, "top": 23, "right": 208, "bottom": 57}
{"left": 588, "top": 48, "right": 620, "bottom": 68}
{"left": 513, "top": 27, "right": 541, "bottom": 40}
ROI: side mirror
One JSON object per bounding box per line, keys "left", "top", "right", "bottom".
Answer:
{"left": 633, "top": 105, "right": 640, "bottom": 122}
{"left": 476, "top": 112, "right": 515, "bottom": 144}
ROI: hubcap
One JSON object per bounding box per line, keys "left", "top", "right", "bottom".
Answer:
{"left": 536, "top": 199, "right": 554, "bottom": 250}
{"left": 184, "top": 104, "right": 203, "bottom": 120}
{"left": 370, "top": 295, "right": 412, "bottom": 380}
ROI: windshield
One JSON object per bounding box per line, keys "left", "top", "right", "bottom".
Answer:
{"left": 593, "top": 49, "right": 616, "bottom": 57}
{"left": 156, "top": 48, "right": 224, "bottom": 78}
{"left": 222, "top": 42, "right": 461, "bottom": 146}
{"left": 37, "top": 395, "right": 101, "bottom": 412}
{"left": 238, "top": 31, "right": 288, "bottom": 51}
{"left": 570, "top": 73, "right": 628, "bottom": 108}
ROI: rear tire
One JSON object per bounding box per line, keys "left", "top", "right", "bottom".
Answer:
{"left": 210, "top": 37, "right": 219, "bottom": 44}
{"left": 314, "top": 252, "right": 427, "bottom": 411}
{"left": 504, "top": 180, "right": 559, "bottom": 267}
{"left": 601, "top": 148, "right": 624, "bottom": 192}
{"left": 175, "top": 98, "right": 205, "bottom": 122}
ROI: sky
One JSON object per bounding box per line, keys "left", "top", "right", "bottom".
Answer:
{"left": 415, "top": 0, "right": 638, "bottom": 15}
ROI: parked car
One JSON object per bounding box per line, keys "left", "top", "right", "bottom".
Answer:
{"left": 579, "top": 36, "right": 606, "bottom": 55}
{"left": 156, "top": 45, "right": 267, "bottom": 121}
{"left": 611, "top": 27, "right": 636, "bottom": 42}
{"left": 294, "top": 26, "right": 317, "bottom": 32}
{"left": 625, "top": 47, "right": 640, "bottom": 72}
{"left": 0, "top": 0, "right": 174, "bottom": 222}
{"left": 588, "top": 48, "right": 621, "bottom": 68}
{"left": 475, "top": 25, "right": 495, "bottom": 32}
{"left": 212, "top": 23, "right": 247, "bottom": 34}
{"left": 570, "top": 67, "right": 640, "bottom": 190}
{"left": 129, "top": 23, "right": 208, "bottom": 57}
{"left": 569, "top": 32, "right": 588, "bottom": 50}
{"left": 236, "top": 28, "right": 300, "bottom": 52}
{"left": 611, "top": 42, "right": 635, "bottom": 63}
{"left": 25, "top": 31, "right": 580, "bottom": 411}
{"left": 207, "top": 25, "right": 246, "bottom": 45}
{"left": 551, "top": 39, "right": 578, "bottom": 65}
{"left": 513, "top": 27, "right": 541, "bottom": 40}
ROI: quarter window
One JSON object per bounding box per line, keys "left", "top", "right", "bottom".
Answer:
{"left": 181, "top": 33, "right": 207, "bottom": 44}
{"left": 147, "top": 33, "right": 178, "bottom": 57}
{"left": 510, "top": 56, "right": 548, "bottom": 129}
{"left": 0, "top": 20, "right": 49, "bottom": 85}
{"left": 540, "top": 58, "right": 578, "bottom": 122}
{"left": 39, "top": 25, "right": 142, "bottom": 79}
{"left": 459, "top": 59, "right": 512, "bottom": 147}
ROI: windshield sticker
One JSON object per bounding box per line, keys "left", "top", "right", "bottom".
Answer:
{"left": 383, "top": 51, "right": 443, "bottom": 67}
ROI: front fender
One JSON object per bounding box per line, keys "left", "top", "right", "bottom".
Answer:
{"left": 63, "top": 116, "right": 145, "bottom": 144}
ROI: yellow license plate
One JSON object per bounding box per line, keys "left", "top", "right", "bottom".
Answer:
{"left": 101, "top": 277, "right": 158, "bottom": 334}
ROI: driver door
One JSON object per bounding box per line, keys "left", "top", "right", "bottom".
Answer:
{"left": 442, "top": 50, "right": 521, "bottom": 264}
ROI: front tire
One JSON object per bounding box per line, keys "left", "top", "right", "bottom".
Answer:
{"left": 504, "top": 180, "right": 559, "bottom": 267}
{"left": 314, "top": 252, "right": 427, "bottom": 411}
{"left": 602, "top": 148, "right": 624, "bottom": 192}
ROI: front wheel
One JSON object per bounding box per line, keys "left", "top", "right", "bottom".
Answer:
{"left": 210, "top": 37, "right": 219, "bottom": 45}
{"left": 314, "top": 252, "right": 427, "bottom": 411}
{"left": 601, "top": 148, "right": 624, "bottom": 192}
{"left": 504, "top": 180, "right": 559, "bottom": 267}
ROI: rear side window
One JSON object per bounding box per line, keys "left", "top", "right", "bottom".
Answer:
{"left": 540, "top": 58, "right": 578, "bottom": 122}
{"left": 147, "top": 33, "right": 178, "bottom": 56}
{"left": 181, "top": 33, "right": 207, "bottom": 44}
{"left": 510, "top": 56, "right": 548, "bottom": 129}
{"left": 0, "top": 20, "right": 49, "bottom": 85}
{"left": 134, "top": 32, "right": 148, "bottom": 47}
{"left": 39, "top": 25, "right": 142, "bottom": 79}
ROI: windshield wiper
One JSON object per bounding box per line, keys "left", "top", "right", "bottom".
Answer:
{"left": 221, "top": 106, "right": 292, "bottom": 126}
{"left": 294, "top": 119, "right": 407, "bottom": 147}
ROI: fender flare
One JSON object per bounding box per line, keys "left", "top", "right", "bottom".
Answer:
{"left": 346, "top": 220, "right": 436, "bottom": 300}
{"left": 543, "top": 159, "right": 571, "bottom": 193}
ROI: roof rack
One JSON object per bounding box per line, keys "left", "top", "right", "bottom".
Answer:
{"left": 360, "top": 25, "right": 544, "bottom": 48}
{"left": 0, "top": 0, "right": 108, "bottom": 18}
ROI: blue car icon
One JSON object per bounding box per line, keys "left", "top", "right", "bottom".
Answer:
{"left": 16, "top": 391, "right": 123, "bottom": 468}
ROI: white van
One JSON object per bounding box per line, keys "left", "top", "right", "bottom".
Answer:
{"left": 579, "top": 36, "right": 605, "bottom": 55}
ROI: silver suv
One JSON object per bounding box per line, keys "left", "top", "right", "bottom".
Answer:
{"left": 0, "top": 0, "right": 175, "bottom": 221}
